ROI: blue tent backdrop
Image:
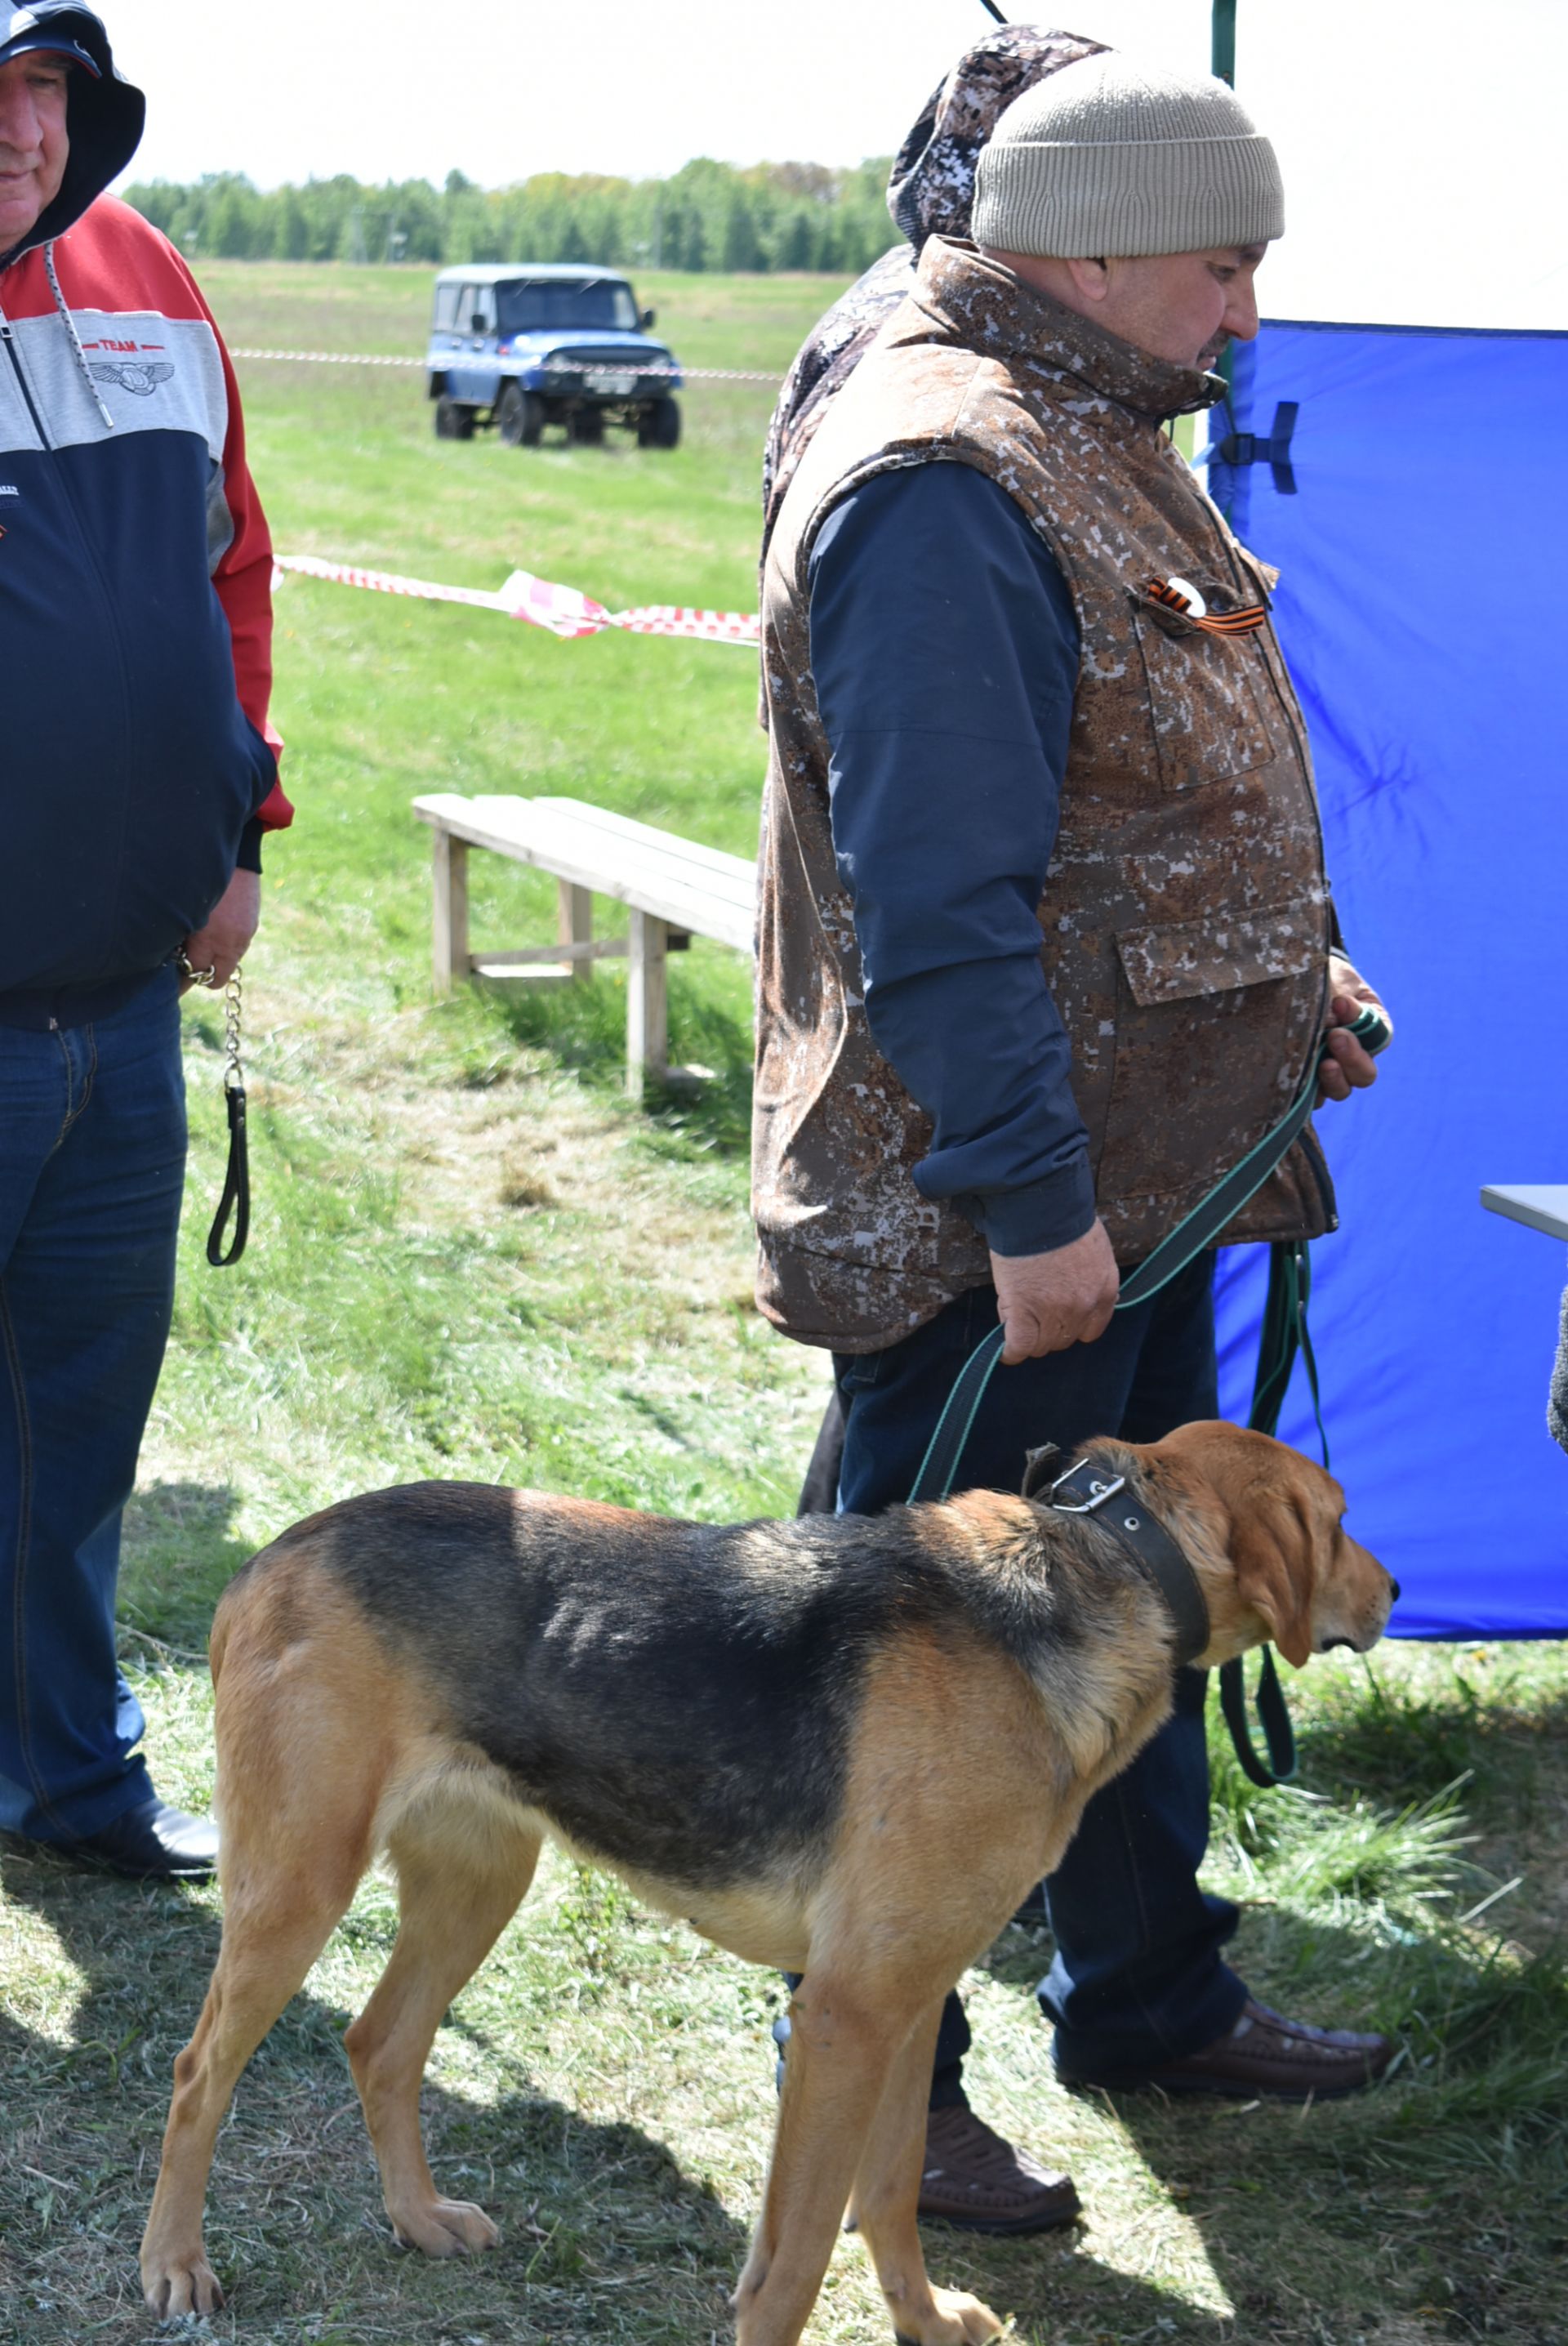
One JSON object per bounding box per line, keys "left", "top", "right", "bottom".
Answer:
{"left": 1206, "top": 321, "right": 1568, "bottom": 1637}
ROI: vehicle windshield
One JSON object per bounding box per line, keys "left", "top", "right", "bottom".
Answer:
{"left": 496, "top": 279, "right": 639, "bottom": 334}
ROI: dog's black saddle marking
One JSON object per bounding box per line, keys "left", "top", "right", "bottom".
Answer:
{"left": 308, "top": 1483, "right": 1014, "bottom": 1893}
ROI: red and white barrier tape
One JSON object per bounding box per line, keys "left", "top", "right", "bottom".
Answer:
{"left": 272, "top": 553, "right": 759, "bottom": 647}
{"left": 234, "top": 346, "right": 779, "bottom": 384}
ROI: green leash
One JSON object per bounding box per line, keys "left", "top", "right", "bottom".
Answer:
{"left": 1223, "top": 1022, "right": 1388, "bottom": 1784}
{"left": 1114, "top": 1004, "right": 1389, "bottom": 1314}
{"left": 907, "top": 1006, "right": 1391, "bottom": 1786}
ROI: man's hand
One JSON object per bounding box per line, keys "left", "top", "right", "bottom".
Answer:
{"left": 180, "top": 868, "right": 260, "bottom": 994}
{"left": 991, "top": 1218, "right": 1120, "bottom": 1364}
{"left": 1317, "top": 952, "right": 1392, "bottom": 1104}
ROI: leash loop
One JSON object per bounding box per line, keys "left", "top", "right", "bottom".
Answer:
{"left": 1213, "top": 1234, "right": 1325, "bottom": 1786}
{"left": 206, "top": 966, "right": 251, "bottom": 1268}
{"left": 1218, "top": 1644, "right": 1298, "bottom": 1787}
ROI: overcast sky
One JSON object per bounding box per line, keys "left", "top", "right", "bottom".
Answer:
{"left": 99, "top": 0, "right": 1563, "bottom": 330}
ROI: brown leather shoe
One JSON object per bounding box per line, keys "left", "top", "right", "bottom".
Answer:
{"left": 917, "top": 2105, "right": 1080, "bottom": 2235}
{"left": 1139, "top": 1997, "right": 1393, "bottom": 2101}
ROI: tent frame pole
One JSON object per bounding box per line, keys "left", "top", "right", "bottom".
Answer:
{"left": 1212, "top": 0, "right": 1236, "bottom": 85}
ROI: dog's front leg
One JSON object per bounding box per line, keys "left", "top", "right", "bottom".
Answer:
{"left": 849, "top": 2000, "right": 1002, "bottom": 2346}
{"left": 733, "top": 1975, "right": 901, "bottom": 2346}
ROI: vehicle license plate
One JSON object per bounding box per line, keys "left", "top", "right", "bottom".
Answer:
{"left": 585, "top": 370, "right": 637, "bottom": 395}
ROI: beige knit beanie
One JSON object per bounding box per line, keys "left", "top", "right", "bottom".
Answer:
{"left": 971, "top": 51, "right": 1284, "bottom": 258}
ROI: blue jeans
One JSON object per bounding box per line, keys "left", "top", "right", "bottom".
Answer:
{"left": 0, "top": 969, "right": 186, "bottom": 1842}
{"left": 833, "top": 1257, "right": 1246, "bottom": 2095}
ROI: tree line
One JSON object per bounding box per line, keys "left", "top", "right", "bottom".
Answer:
{"left": 121, "top": 158, "right": 900, "bottom": 274}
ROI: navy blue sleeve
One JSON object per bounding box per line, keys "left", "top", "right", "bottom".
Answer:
{"left": 807, "top": 460, "right": 1094, "bottom": 1256}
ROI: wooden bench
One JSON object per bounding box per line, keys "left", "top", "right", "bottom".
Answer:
{"left": 412, "top": 792, "right": 756, "bottom": 1097}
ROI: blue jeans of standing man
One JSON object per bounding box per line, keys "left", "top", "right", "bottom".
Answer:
{"left": 0, "top": 968, "right": 186, "bottom": 1843}
{"left": 831, "top": 1256, "right": 1246, "bottom": 2097}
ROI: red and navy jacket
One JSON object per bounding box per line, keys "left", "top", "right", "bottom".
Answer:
{"left": 0, "top": 4, "right": 290, "bottom": 1022}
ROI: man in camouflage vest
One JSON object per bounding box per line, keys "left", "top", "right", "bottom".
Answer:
{"left": 754, "top": 49, "right": 1393, "bottom": 2231}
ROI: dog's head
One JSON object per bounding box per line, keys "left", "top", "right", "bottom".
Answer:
{"left": 1146, "top": 1421, "right": 1397, "bottom": 1670}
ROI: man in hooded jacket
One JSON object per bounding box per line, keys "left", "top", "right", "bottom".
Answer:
{"left": 0, "top": 5, "right": 287, "bottom": 1878}
{"left": 761, "top": 22, "right": 1106, "bottom": 559}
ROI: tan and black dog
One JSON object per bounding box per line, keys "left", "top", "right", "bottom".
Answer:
{"left": 140, "top": 1421, "right": 1394, "bottom": 2342}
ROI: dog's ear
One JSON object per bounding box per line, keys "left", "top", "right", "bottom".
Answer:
{"left": 1230, "top": 1490, "right": 1316, "bottom": 1669}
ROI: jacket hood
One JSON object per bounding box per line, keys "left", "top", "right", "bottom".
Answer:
{"left": 0, "top": 4, "right": 145, "bottom": 265}
{"left": 886, "top": 23, "right": 1107, "bottom": 249}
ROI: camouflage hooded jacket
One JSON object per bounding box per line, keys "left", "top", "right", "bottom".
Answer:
{"left": 752, "top": 239, "right": 1335, "bottom": 1354}
{"left": 760, "top": 22, "right": 1106, "bottom": 557}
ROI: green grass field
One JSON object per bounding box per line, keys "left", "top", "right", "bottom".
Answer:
{"left": 2, "top": 265, "right": 1566, "bottom": 2346}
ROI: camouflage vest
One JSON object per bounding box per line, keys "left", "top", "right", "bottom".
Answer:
{"left": 753, "top": 239, "right": 1335, "bottom": 1354}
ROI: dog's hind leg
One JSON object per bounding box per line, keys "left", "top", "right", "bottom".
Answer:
{"left": 849, "top": 2000, "right": 1002, "bottom": 2346}
{"left": 140, "top": 1791, "right": 374, "bottom": 2318}
{"left": 733, "top": 1972, "right": 907, "bottom": 2346}
{"left": 344, "top": 1795, "right": 541, "bottom": 2257}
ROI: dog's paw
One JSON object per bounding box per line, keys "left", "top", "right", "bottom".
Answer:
{"left": 905, "top": 2287, "right": 1004, "bottom": 2346}
{"left": 140, "top": 2242, "right": 225, "bottom": 2319}
{"left": 390, "top": 2197, "right": 501, "bottom": 2257}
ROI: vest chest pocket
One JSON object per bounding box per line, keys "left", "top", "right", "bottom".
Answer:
{"left": 1094, "top": 898, "right": 1326, "bottom": 1217}
{"left": 1131, "top": 590, "right": 1275, "bottom": 792}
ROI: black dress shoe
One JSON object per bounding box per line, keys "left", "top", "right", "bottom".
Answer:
{"left": 69, "top": 1798, "right": 219, "bottom": 1880}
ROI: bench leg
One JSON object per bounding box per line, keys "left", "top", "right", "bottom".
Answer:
{"left": 559, "top": 881, "right": 593, "bottom": 984}
{"left": 432, "top": 832, "right": 470, "bottom": 995}
{"left": 627, "top": 911, "right": 668, "bottom": 1099}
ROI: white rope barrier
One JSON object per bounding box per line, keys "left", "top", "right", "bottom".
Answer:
{"left": 233, "top": 346, "right": 780, "bottom": 383}
{"left": 272, "top": 552, "right": 760, "bottom": 647}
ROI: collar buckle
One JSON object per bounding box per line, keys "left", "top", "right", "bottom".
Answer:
{"left": 1048, "top": 1459, "right": 1127, "bottom": 1515}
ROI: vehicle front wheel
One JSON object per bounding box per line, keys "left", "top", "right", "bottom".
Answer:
{"left": 637, "top": 396, "right": 681, "bottom": 450}
{"left": 434, "top": 395, "right": 474, "bottom": 439}
{"left": 496, "top": 383, "right": 545, "bottom": 448}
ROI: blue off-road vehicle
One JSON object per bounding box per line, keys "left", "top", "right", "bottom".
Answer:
{"left": 426, "top": 264, "right": 683, "bottom": 449}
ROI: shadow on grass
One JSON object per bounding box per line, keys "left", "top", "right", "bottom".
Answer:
{"left": 978, "top": 1889, "right": 1568, "bottom": 2343}
{"left": 0, "top": 1828, "right": 1204, "bottom": 2346}
{"left": 0, "top": 1835, "right": 751, "bottom": 2346}
{"left": 489, "top": 961, "right": 755, "bottom": 1160}
{"left": 1290, "top": 1652, "right": 1568, "bottom": 1819}
{"left": 119, "top": 1479, "right": 255, "bottom": 1653}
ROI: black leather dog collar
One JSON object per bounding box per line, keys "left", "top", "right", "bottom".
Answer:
{"left": 1023, "top": 1446, "right": 1210, "bottom": 1669}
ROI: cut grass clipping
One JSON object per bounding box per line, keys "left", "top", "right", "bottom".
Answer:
{"left": 2, "top": 265, "right": 1566, "bottom": 2346}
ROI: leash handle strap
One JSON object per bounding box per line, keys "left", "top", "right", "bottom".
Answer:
{"left": 206, "top": 966, "right": 250, "bottom": 1268}
{"left": 206, "top": 1080, "right": 250, "bottom": 1267}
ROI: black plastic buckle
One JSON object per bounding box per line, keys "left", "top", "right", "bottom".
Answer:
{"left": 1216, "top": 399, "right": 1298, "bottom": 496}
